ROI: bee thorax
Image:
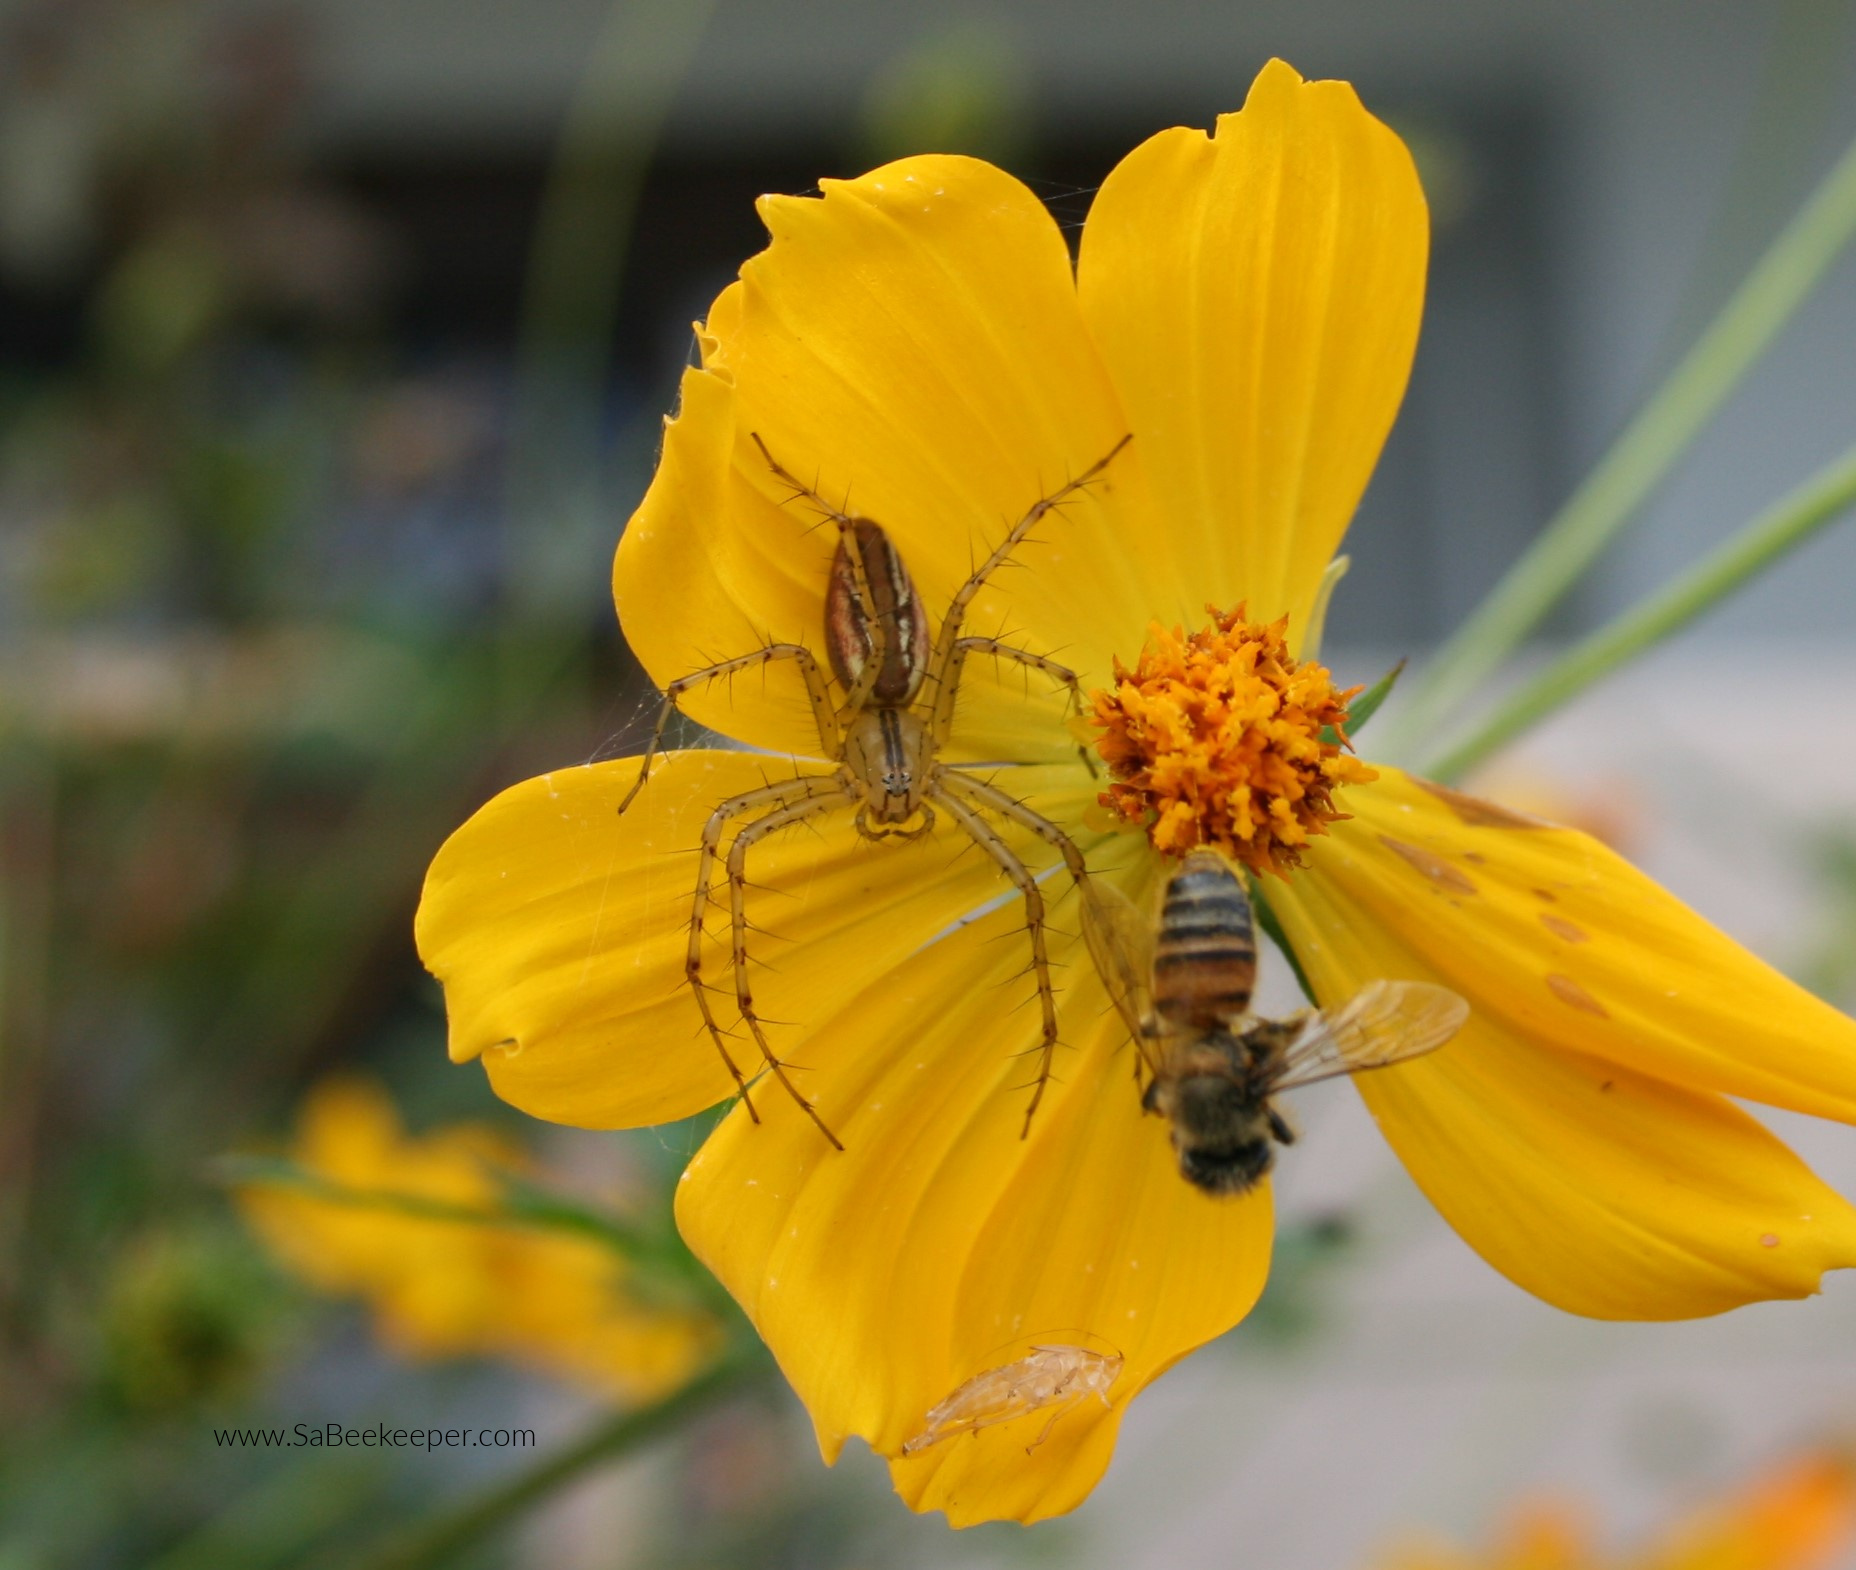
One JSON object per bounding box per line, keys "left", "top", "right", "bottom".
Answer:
{"left": 1146, "top": 1037, "right": 1281, "bottom": 1197}
{"left": 1166, "top": 1071, "right": 1256, "bottom": 1139}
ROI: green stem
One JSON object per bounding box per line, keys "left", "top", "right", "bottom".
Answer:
{"left": 219, "top": 1156, "right": 736, "bottom": 1315}
{"left": 324, "top": 1348, "right": 770, "bottom": 1570}
{"left": 1384, "top": 125, "right": 1856, "bottom": 757}
{"left": 1425, "top": 440, "right": 1856, "bottom": 784}
{"left": 501, "top": 0, "right": 715, "bottom": 630}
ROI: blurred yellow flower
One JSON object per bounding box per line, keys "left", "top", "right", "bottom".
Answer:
{"left": 416, "top": 59, "right": 1856, "bottom": 1523}
{"left": 237, "top": 1078, "right": 719, "bottom": 1403}
{"left": 1380, "top": 1451, "right": 1856, "bottom": 1570}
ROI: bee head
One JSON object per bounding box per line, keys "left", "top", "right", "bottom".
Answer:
{"left": 1154, "top": 1068, "right": 1276, "bottom": 1196}
{"left": 1177, "top": 1136, "right": 1275, "bottom": 1196}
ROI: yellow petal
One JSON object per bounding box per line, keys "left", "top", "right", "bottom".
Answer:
{"left": 613, "top": 346, "right": 838, "bottom": 758}
{"left": 1076, "top": 58, "right": 1428, "bottom": 642}
{"left": 675, "top": 887, "right": 1270, "bottom": 1526}
{"left": 687, "top": 153, "right": 1178, "bottom": 760}
{"left": 414, "top": 749, "right": 1013, "bottom": 1128}
{"left": 1271, "top": 783, "right": 1856, "bottom": 1319}
{"left": 1307, "top": 769, "right": 1856, "bottom": 1123}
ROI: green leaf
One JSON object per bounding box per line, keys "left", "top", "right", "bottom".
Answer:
{"left": 1321, "top": 658, "right": 1405, "bottom": 748}
{"left": 1425, "top": 438, "right": 1856, "bottom": 782}
{"left": 1245, "top": 881, "right": 1316, "bottom": 1006}
{"left": 1383, "top": 121, "right": 1856, "bottom": 756}
{"left": 213, "top": 1154, "right": 731, "bottom": 1313}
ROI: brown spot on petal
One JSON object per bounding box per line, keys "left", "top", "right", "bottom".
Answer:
{"left": 1546, "top": 974, "right": 1608, "bottom": 1017}
{"left": 1532, "top": 888, "right": 1558, "bottom": 903}
{"left": 1462, "top": 851, "right": 1486, "bottom": 864}
{"left": 1539, "top": 914, "right": 1590, "bottom": 943}
{"left": 1417, "top": 778, "right": 1551, "bottom": 829}
{"left": 1760, "top": 1233, "right": 1781, "bottom": 1249}
{"left": 1380, "top": 836, "right": 1478, "bottom": 894}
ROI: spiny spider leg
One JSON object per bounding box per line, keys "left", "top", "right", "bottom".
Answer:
{"left": 928, "top": 785, "right": 1063, "bottom": 1139}
{"left": 724, "top": 787, "right": 856, "bottom": 1149}
{"left": 937, "top": 768, "right": 1091, "bottom": 888}
{"left": 618, "top": 644, "right": 838, "bottom": 815}
{"left": 935, "top": 767, "right": 1099, "bottom": 1134}
{"left": 689, "top": 772, "right": 849, "bottom": 1119}
{"left": 932, "top": 635, "right": 1100, "bottom": 778}
{"left": 922, "top": 434, "right": 1132, "bottom": 701}
{"left": 748, "top": 433, "right": 895, "bottom": 721}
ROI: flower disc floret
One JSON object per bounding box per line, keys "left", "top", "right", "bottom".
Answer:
{"left": 1089, "top": 605, "right": 1374, "bottom": 874}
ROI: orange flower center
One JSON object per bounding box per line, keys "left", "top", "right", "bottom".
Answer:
{"left": 1087, "top": 605, "right": 1375, "bottom": 877}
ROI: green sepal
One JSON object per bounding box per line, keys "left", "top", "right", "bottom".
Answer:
{"left": 1321, "top": 657, "right": 1405, "bottom": 748}
{"left": 1245, "top": 879, "right": 1317, "bottom": 1006}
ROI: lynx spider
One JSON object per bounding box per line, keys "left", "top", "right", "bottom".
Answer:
{"left": 618, "top": 433, "right": 1132, "bottom": 1149}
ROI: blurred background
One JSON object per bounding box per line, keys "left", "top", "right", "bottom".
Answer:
{"left": 4, "top": 0, "right": 1856, "bottom": 1566}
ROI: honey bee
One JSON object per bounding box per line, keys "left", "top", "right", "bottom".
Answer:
{"left": 1083, "top": 851, "right": 1468, "bottom": 1195}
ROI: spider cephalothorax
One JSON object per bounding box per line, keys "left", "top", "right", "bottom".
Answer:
{"left": 620, "top": 434, "right": 1130, "bottom": 1147}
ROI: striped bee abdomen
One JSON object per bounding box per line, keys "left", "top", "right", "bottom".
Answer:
{"left": 1152, "top": 850, "right": 1257, "bottom": 1029}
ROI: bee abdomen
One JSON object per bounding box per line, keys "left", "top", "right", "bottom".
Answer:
{"left": 1153, "top": 852, "right": 1256, "bottom": 1024}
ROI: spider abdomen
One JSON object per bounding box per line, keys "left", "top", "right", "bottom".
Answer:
{"left": 826, "top": 519, "right": 930, "bottom": 705}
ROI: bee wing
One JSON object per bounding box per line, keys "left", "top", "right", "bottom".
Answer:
{"left": 1078, "top": 877, "right": 1161, "bottom": 1068}
{"left": 1270, "top": 980, "right": 1468, "bottom": 1092}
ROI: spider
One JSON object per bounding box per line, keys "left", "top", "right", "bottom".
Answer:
{"left": 618, "top": 433, "right": 1132, "bottom": 1149}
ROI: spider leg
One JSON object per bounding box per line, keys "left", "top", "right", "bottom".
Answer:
{"left": 935, "top": 768, "right": 1091, "bottom": 889}
{"left": 931, "top": 635, "right": 1099, "bottom": 777}
{"left": 920, "top": 434, "right": 1130, "bottom": 706}
{"left": 690, "top": 773, "right": 844, "bottom": 1117}
{"left": 620, "top": 644, "right": 838, "bottom": 814}
{"left": 927, "top": 782, "right": 1062, "bottom": 1139}
{"left": 725, "top": 783, "right": 857, "bottom": 1150}
{"left": 748, "top": 432, "right": 894, "bottom": 720}
{"left": 937, "top": 767, "right": 1117, "bottom": 1132}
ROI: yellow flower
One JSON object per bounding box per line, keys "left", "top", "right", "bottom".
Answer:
{"left": 1379, "top": 1451, "right": 1856, "bottom": 1570}
{"left": 237, "top": 1078, "right": 719, "bottom": 1403}
{"left": 416, "top": 60, "right": 1856, "bottom": 1523}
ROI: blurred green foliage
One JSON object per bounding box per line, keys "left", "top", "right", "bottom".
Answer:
{"left": 0, "top": 2, "right": 1090, "bottom": 1564}
{"left": 857, "top": 20, "right": 1034, "bottom": 167}
{"left": 0, "top": 1, "right": 648, "bottom": 1562}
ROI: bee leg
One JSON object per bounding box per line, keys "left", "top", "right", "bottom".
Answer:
{"left": 1267, "top": 1106, "right": 1297, "bottom": 1146}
